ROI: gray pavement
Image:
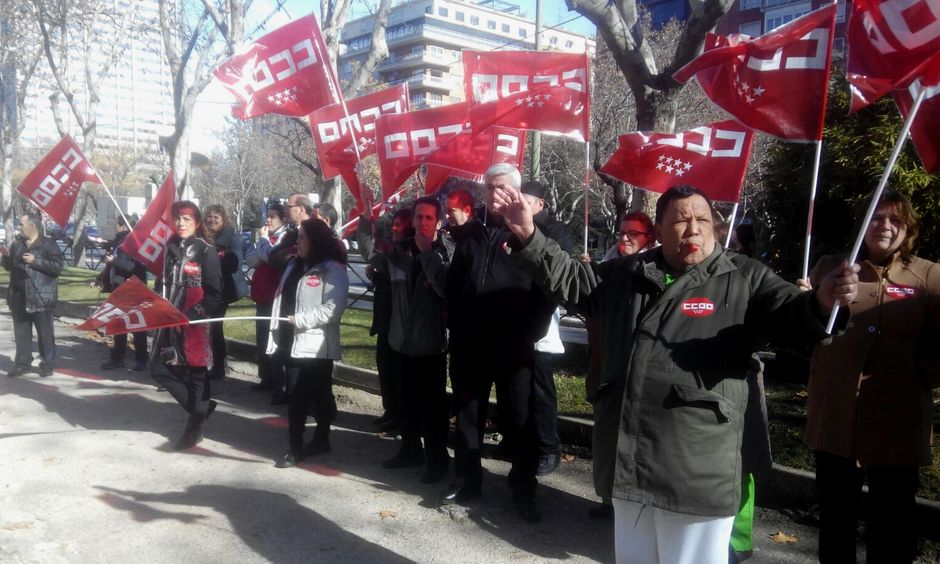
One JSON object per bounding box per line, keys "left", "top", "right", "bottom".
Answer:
{"left": 0, "top": 312, "right": 838, "bottom": 563}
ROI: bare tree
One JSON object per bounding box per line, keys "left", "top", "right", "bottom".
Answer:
{"left": 34, "top": 0, "right": 138, "bottom": 264}
{"left": 568, "top": 0, "right": 734, "bottom": 212}
{"left": 0, "top": 3, "right": 43, "bottom": 243}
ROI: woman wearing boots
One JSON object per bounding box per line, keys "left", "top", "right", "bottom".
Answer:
{"left": 151, "top": 201, "right": 223, "bottom": 450}
{"left": 267, "top": 219, "right": 348, "bottom": 468}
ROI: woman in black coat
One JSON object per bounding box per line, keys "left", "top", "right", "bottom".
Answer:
{"left": 204, "top": 204, "right": 247, "bottom": 379}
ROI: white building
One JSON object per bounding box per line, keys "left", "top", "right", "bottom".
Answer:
{"left": 339, "top": 0, "right": 595, "bottom": 109}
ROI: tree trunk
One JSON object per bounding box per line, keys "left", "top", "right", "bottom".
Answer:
{"left": 1, "top": 149, "right": 14, "bottom": 244}
{"left": 69, "top": 192, "right": 92, "bottom": 267}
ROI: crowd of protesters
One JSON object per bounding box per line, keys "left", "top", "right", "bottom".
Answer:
{"left": 5, "top": 163, "right": 939, "bottom": 564}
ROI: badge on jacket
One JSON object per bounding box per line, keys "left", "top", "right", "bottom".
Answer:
{"left": 680, "top": 297, "right": 716, "bottom": 318}
{"left": 305, "top": 275, "right": 322, "bottom": 287}
{"left": 885, "top": 284, "right": 916, "bottom": 299}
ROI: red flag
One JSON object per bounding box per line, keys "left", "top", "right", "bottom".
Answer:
{"left": 422, "top": 127, "right": 527, "bottom": 194}
{"left": 599, "top": 120, "right": 755, "bottom": 203}
{"left": 309, "top": 84, "right": 410, "bottom": 179}
{"left": 213, "top": 14, "right": 339, "bottom": 119}
{"left": 118, "top": 174, "right": 176, "bottom": 276}
{"left": 340, "top": 185, "right": 408, "bottom": 239}
{"left": 846, "top": 0, "right": 940, "bottom": 111}
{"left": 463, "top": 50, "right": 590, "bottom": 141}
{"left": 892, "top": 68, "right": 940, "bottom": 172}
{"left": 673, "top": 4, "right": 836, "bottom": 142}
{"left": 16, "top": 135, "right": 101, "bottom": 226}
{"left": 76, "top": 277, "right": 188, "bottom": 336}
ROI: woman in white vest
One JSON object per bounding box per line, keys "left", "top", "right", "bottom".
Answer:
{"left": 267, "top": 218, "right": 349, "bottom": 468}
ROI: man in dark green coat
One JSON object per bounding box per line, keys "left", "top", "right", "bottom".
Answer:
{"left": 490, "top": 185, "right": 860, "bottom": 563}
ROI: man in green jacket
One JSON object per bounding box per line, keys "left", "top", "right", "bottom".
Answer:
{"left": 490, "top": 185, "right": 860, "bottom": 563}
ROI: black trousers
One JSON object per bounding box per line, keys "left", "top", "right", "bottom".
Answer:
{"left": 815, "top": 450, "right": 919, "bottom": 564}
{"left": 285, "top": 357, "right": 336, "bottom": 447}
{"left": 376, "top": 332, "right": 403, "bottom": 418}
{"left": 112, "top": 331, "right": 148, "bottom": 363}
{"left": 398, "top": 352, "right": 449, "bottom": 469}
{"left": 531, "top": 351, "right": 560, "bottom": 456}
{"left": 152, "top": 366, "right": 211, "bottom": 418}
{"left": 209, "top": 303, "right": 228, "bottom": 379}
{"left": 11, "top": 301, "right": 55, "bottom": 370}
{"left": 254, "top": 302, "right": 285, "bottom": 392}
{"left": 451, "top": 340, "right": 539, "bottom": 499}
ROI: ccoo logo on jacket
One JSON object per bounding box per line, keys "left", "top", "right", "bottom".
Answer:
{"left": 680, "top": 297, "right": 716, "bottom": 318}
{"left": 305, "top": 275, "right": 322, "bottom": 288}
{"left": 885, "top": 284, "right": 916, "bottom": 299}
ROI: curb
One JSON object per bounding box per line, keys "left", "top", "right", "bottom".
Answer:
{"left": 55, "top": 300, "right": 940, "bottom": 537}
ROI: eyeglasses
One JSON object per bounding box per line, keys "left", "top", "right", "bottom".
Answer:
{"left": 618, "top": 230, "right": 650, "bottom": 239}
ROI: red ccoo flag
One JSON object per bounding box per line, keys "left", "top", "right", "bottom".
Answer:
{"left": 76, "top": 277, "right": 188, "bottom": 336}
{"left": 599, "top": 120, "right": 755, "bottom": 203}
{"left": 16, "top": 135, "right": 102, "bottom": 226}
{"left": 891, "top": 54, "right": 940, "bottom": 172}
{"left": 118, "top": 174, "right": 176, "bottom": 276}
{"left": 463, "top": 50, "right": 590, "bottom": 141}
{"left": 213, "top": 13, "right": 339, "bottom": 119}
{"left": 846, "top": 0, "right": 940, "bottom": 112}
{"left": 673, "top": 4, "right": 836, "bottom": 142}
{"left": 422, "top": 127, "right": 527, "bottom": 194}
{"left": 309, "top": 84, "right": 410, "bottom": 179}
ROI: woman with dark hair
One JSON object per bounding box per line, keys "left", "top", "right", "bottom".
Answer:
{"left": 204, "top": 204, "right": 248, "bottom": 380}
{"left": 267, "top": 219, "right": 349, "bottom": 467}
{"left": 151, "top": 201, "right": 224, "bottom": 450}
{"left": 800, "top": 190, "right": 940, "bottom": 563}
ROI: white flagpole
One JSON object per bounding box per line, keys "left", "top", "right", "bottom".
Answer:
{"left": 583, "top": 140, "right": 590, "bottom": 253}
{"left": 724, "top": 202, "right": 739, "bottom": 248}
{"left": 802, "top": 140, "right": 824, "bottom": 279}
{"left": 96, "top": 179, "right": 133, "bottom": 232}
{"left": 188, "top": 316, "right": 290, "bottom": 325}
{"left": 825, "top": 86, "right": 928, "bottom": 333}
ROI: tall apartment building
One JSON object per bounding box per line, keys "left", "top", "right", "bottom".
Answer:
{"left": 716, "top": 0, "right": 848, "bottom": 49}
{"left": 19, "top": 0, "right": 174, "bottom": 154}
{"left": 339, "top": 0, "right": 595, "bottom": 109}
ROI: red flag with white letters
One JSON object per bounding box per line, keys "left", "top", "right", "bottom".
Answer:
{"left": 846, "top": 0, "right": 940, "bottom": 111}
{"left": 118, "top": 174, "right": 176, "bottom": 276}
{"left": 891, "top": 55, "right": 940, "bottom": 172}
{"left": 76, "top": 277, "right": 188, "bottom": 336}
{"left": 463, "top": 50, "right": 590, "bottom": 141}
{"left": 341, "top": 185, "right": 409, "bottom": 239}
{"left": 309, "top": 84, "right": 410, "bottom": 179}
{"left": 213, "top": 14, "right": 339, "bottom": 119}
{"left": 673, "top": 4, "right": 836, "bottom": 142}
{"left": 15, "top": 135, "right": 102, "bottom": 226}
{"left": 599, "top": 120, "right": 755, "bottom": 203}
{"left": 422, "top": 127, "right": 527, "bottom": 194}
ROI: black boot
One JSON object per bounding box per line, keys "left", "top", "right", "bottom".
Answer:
{"left": 173, "top": 415, "right": 205, "bottom": 450}
{"left": 276, "top": 444, "right": 306, "bottom": 468}
{"left": 304, "top": 425, "right": 331, "bottom": 456}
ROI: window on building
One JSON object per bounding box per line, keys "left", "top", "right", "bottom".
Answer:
{"left": 833, "top": 37, "right": 846, "bottom": 58}
{"left": 740, "top": 0, "right": 761, "bottom": 10}
{"left": 487, "top": 20, "right": 496, "bottom": 30}
{"left": 438, "top": 7, "right": 448, "bottom": 17}
{"left": 518, "top": 28, "right": 527, "bottom": 37}
{"left": 738, "top": 20, "right": 761, "bottom": 37}
{"left": 836, "top": 0, "right": 846, "bottom": 22}
{"left": 549, "top": 36, "right": 559, "bottom": 46}
{"left": 565, "top": 40, "right": 574, "bottom": 48}
{"left": 501, "top": 23, "right": 510, "bottom": 32}
{"left": 471, "top": 15, "right": 479, "bottom": 25}
{"left": 764, "top": 2, "right": 811, "bottom": 31}
{"left": 456, "top": 11, "right": 465, "bottom": 21}
{"left": 425, "top": 6, "right": 432, "bottom": 14}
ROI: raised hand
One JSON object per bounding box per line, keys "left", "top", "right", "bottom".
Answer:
{"left": 815, "top": 260, "right": 860, "bottom": 312}
{"left": 490, "top": 185, "right": 535, "bottom": 241}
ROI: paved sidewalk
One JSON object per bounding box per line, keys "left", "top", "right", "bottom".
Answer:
{"left": 0, "top": 312, "right": 840, "bottom": 563}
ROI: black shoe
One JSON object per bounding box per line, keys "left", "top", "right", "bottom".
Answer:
{"left": 133, "top": 361, "right": 148, "bottom": 371}
{"left": 100, "top": 360, "right": 125, "bottom": 370}
{"left": 515, "top": 497, "right": 542, "bottom": 523}
{"left": 39, "top": 365, "right": 53, "bottom": 378}
{"left": 304, "top": 439, "right": 331, "bottom": 457}
{"left": 382, "top": 453, "right": 424, "bottom": 469}
{"left": 275, "top": 451, "right": 305, "bottom": 468}
{"left": 421, "top": 465, "right": 449, "bottom": 484}
{"left": 8, "top": 366, "right": 30, "bottom": 377}
{"left": 536, "top": 453, "right": 561, "bottom": 476}
{"left": 270, "top": 392, "right": 289, "bottom": 406}
{"left": 173, "top": 417, "right": 205, "bottom": 450}
{"left": 250, "top": 381, "right": 274, "bottom": 392}
{"left": 587, "top": 502, "right": 614, "bottom": 519}
{"left": 440, "top": 481, "right": 482, "bottom": 505}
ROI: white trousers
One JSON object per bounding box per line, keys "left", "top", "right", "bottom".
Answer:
{"left": 613, "top": 499, "right": 735, "bottom": 564}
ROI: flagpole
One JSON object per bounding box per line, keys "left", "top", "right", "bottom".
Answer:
{"left": 94, "top": 177, "right": 132, "bottom": 234}
{"left": 188, "top": 316, "right": 290, "bottom": 325}
{"left": 724, "top": 202, "right": 739, "bottom": 248}
{"left": 825, "top": 86, "right": 928, "bottom": 333}
{"left": 583, "top": 140, "right": 590, "bottom": 254}
{"left": 802, "top": 140, "right": 824, "bottom": 279}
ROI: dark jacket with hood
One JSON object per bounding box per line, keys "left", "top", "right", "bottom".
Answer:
{"left": 3, "top": 235, "right": 64, "bottom": 313}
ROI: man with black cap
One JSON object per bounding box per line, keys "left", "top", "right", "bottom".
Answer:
{"left": 442, "top": 163, "right": 557, "bottom": 523}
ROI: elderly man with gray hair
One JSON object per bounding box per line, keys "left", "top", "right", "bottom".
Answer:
{"left": 440, "top": 163, "right": 557, "bottom": 523}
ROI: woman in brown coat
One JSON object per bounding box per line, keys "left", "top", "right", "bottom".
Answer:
{"left": 801, "top": 190, "right": 940, "bottom": 563}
